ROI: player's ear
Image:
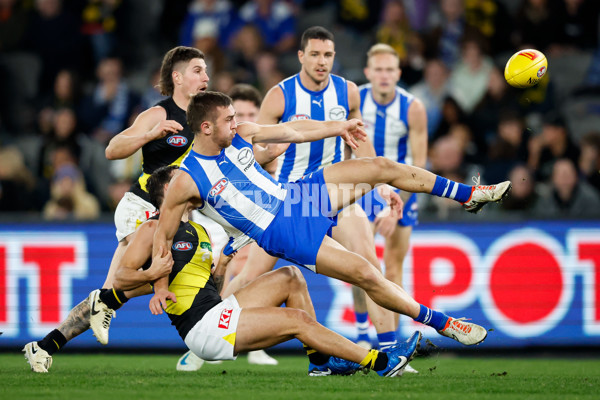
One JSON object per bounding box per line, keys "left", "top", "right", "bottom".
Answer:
{"left": 172, "top": 70, "right": 182, "bottom": 86}
{"left": 200, "top": 120, "right": 212, "bottom": 135}
{"left": 298, "top": 50, "right": 304, "bottom": 63}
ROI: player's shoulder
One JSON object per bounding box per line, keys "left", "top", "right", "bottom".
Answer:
{"left": 357, "top": 82, "right": 372, "bottom": 93}
{"left": 396, "top": 85, "right": 415, "bottom": 101}
{"left": 139, "top": 104, "right": 168, "bottom": 123}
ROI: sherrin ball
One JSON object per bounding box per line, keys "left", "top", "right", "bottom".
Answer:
{"left": 504, "top": 49, "right": 548, "bottom": 88}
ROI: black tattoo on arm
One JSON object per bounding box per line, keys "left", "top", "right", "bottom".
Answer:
{"left": 58, "top": 299, "right": 91, "bottom": 341}
{"left": 214, "top": 274, "right": 225, "bottom": 294}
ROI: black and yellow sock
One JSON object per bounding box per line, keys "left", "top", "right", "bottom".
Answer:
{"left": 37, "top": 329, "right": 67, "bottom": 355}
{"left": 99, "top": 288, "right": 128, "bottom": 310}
{"left": 359, "top": 349, "right": 389, "bottom": 371}
{"left": 303, "top": 345, "right": 330, "bottom": 365}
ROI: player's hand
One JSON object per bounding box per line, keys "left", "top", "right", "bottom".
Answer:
{"left": 149, "top": 289, "right": 177, "bottom": 315}
{"left": 341, "top": 119, "right": 367, "bottom": 150}
{"left": 374, "top": 186, "right": 402, "bottom": 237}
{"left": 147, "top": 119, "right": 183, "bottom": 141}
{"left": 149, "top": 246, "right": 174, "bottom": 280}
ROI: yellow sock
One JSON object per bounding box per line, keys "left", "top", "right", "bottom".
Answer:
{"left": 359, "top": 349, "right": 380, "bottom": 369}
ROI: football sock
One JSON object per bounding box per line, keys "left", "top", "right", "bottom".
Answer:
{"left": 359, "top": 349, "right": 389, "bottom": 371}
{"left": 414, "top": 304, "right": 450, "bottom": 331}
{"left": 303, "top": 345, "right": 330, "bottom": 365}
{"left": 38, "top": 329, "right": 67, "bottom": 355}
{"left": 377, "top": 331, "right": 397, "bottom": 352}
{"left": 430, "top": 176, "right": 472, "bottom": 203}
{"left": 99, "top": 288, "right": 128, "bottom": 310}
{"left": 355, "top": 311, "right": 370, "bottom": 343}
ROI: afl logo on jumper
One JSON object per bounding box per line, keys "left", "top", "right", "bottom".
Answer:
{"left": 172, "top": 241, "right": 193, "bottom": 251}
{"left": 209, "top": 178, "right": 229, "bottom": 197}
{"left": 328, "top": 106, "right": 347, "bottom": 121}
{"left": 288, "top": 114, "right": 310, "bottom": 121}
{"left": 167, "top": 135, "right": 188, "bottom": 147}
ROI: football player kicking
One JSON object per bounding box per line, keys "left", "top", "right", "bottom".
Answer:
{"left": 152, "top": 91, "right": 511, "bottom": 373}
{"left": 24, "top": 164, "right": 422, "bottom": 377}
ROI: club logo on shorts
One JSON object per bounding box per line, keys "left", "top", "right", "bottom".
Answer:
{"left": 328, "top": 106, "right": 347, "bottom": 121}
{"left": 167, "top": 135, "right": 188, "bottom": 147}
{"left": 172, "top": 241, "right": 193, "bottom": 251}
{"left": 209, "top": 178, "right": 229, "bottom": 197}
{"left": 288, "top": 114, "right": 310, "bottom": 121}
{"left": 218, "top": 308, "right": 233, "bottom": 329}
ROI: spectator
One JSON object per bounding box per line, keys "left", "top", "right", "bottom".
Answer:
{"left": 78, "top": 57, "right": 140, "bottom": 144}
{"left": 495, "top": 164, "right": 539, "bottom": 214}
{"left": 139, "top": 67, "right": 166, "bottom": 110}
{"left": 578, "top": 131, "right": 600, "bottom": 192}
{"left": 513, "top": 0, "right": 557, "bottom": 52}
{"left": 228, "top": 24, "right": 264, "bottom": 84}
{"left": 24, "top": 0, "right": 82, "bottom": 95}
{"left": 190, "top": 19, "right": 226, "bottom": 74}
{"left": 37, "top": 69, "right": 82, "bottom": 135}
{"left": 0, "top": 0, "right": 29, "bottom": 53}
{"left": 410, "top": 58, "right": 451, "bottom": 138}
{"left": 238, "top": 0, "right": 296, "bottom": 54}
{"left": 425, "top": 0, "right": 470, "bottom": 68}
{"left": 335, "top": 0, "right": 382, "bottom": 34}
{"left": 448, "top": 34, "right": 494, "bottom": 114}
{"left": 533, "top": 158, "right": 600, "bottom": 218}
{"left": 254, "top": 50, "right": 284, "bottom": 94}
{"left": 463, "top": 0, "right": 513, "bottom": 54}
{"left": 470, "top": 66, "right": 521, "bottom": 141}
{"left": 432, "top": 95, "right": 467, "bottom": 142}
{"left": 0, "top": 147, "right": 37, "bottom": 211}
{"left": 80, "top": 0, "right": 124, "bottom": 64}
{"left": 528, "top": 113, "right": 580, "bottom": 182}
{"left": 485, "top": 111, "right": 530, "bottom": 183}
{"left": 550, "top": 0, "right": 599, "bottom": 54}
{"left": 43, "top": 163, "right": 100, "bottom": 221}
{"left": 179, "top": 0, "right": 238, "bottom": 49}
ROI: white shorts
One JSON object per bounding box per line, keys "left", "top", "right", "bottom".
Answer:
{"left": 184, "top": 295, "right": 242, "bottom": 361}
{"left": 190, "top": 211, "right": 228, "bottom": 258}
{"left": 113, "top": 192, "right": 157, "bottom": 241}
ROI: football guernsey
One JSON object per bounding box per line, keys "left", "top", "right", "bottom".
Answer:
{"left": 131, "top": 97, "right": 195, "bottom": 202}
{"left": 275, "top": 73, "right": 349, "bottom": 183}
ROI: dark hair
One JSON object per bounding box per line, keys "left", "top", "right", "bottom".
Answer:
{"left": 158, "top": 46, "right": 205, "bottom": 96}
{"left": 228, "top": 84, "right": 262, "bottom": 108}
{"left": 187, "top": 91, "right": 232, "bottom": 133}
{"left": 300, "top": 26, "right": 334, "bottom": 51}
{"left": 147, "top": 165, "right": 179, "bottom": 208}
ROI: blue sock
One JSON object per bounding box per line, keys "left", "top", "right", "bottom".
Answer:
{"left": 414, "top": 304, "right": 450, "bottom": 332}
{"left": 377, "top": 331, "right": 397, "bottom": 351}
{"left": 431, "top": 176, "right": 472, "bottom": 203}
{"left": 355, "top": 312, "right": 370, "bottom": 343}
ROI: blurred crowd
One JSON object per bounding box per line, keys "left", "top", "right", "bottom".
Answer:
{"left": 0, "top": 0, "right": 599, "bottom": 221}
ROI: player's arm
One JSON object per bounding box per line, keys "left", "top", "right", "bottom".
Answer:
{"left": 213, "top": 250, "right": 235, "bottom": 295}
{"left": 253, "top": 85, "right": 290, "bottom": 165}
{"left": 105, "top": 106, "right": 183, "bottom": 160}
{"left": 153, "top": 170, "right": 201, "bottom": 259}
{"left": 239, "top": 118, "right": 367, "bottom": 150}
{"left": 113, "top": 220, "right": 173, "bottom": 291}
{"left": 407, "top": 98, "right": 428, "bottom": 169}
{"left": 347, "top": 81, "right": 376, "bottom": 158}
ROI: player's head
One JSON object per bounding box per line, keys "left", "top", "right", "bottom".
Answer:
{"left": 147, "top": 165, "right": 179, "bottom": 208}
{"left": 298, "top": 26, "right": 335, "bottom": 86}
{"left": 229, "top": 84, "right": 262, "bottom": 123}
{"left": 187, "top": 91, "right": 236, "bottom": 147}
{"left": 364, "top": 44, "right": 401, "bottom": 97}
{"left": 158, "top": 46, "right": 209, "bottom": 97}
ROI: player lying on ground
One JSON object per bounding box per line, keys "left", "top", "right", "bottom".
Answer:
{"left": 153, "top": 91, "right": 511, "bottom": 351}
{"left": 24, "top": 165, "right": 422, "bottom": 377}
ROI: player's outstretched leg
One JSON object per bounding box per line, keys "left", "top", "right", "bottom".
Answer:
{"left": 316, "top": 236, "right": 488, "bottom": 346}
{"left": 323, "top": 157, "right": 511, "bottom": 214}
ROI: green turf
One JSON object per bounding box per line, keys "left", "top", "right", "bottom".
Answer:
{"left": 2, "top": 353, "right": 599, "bottom": 400}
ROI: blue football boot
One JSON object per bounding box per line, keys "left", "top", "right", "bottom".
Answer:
{"left": 377, "top": 331, "right": 422, "bottom": 377}
{"left": 308, "top": 356, "right": 362, "bottom": 376}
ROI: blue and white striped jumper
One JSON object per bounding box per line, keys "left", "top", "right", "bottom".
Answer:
{"left": 275, "top": 73, "right": 350, "bottom": 183}
{"left": 180, "top": 134, "right": 288, "bottom": 256}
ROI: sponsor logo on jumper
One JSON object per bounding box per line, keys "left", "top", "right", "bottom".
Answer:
{"left": 329, "top": 106, "right": 346, "bottom": 120}
{"left": 312, "top": 98, "right": 323, "bottom": 107}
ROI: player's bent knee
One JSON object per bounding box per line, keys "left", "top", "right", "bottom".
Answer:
{"left": 278, "top": 265, "right": 307, "bottom": 289}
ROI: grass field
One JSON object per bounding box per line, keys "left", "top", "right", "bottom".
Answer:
{"left": 2, "top": 352, "right": 599, "bottom": 400}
